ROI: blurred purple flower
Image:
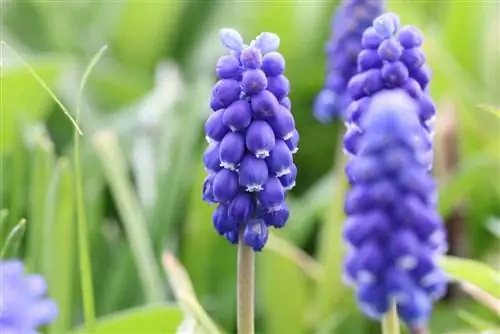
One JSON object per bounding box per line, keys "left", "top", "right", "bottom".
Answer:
{"left": 344, "top": 12, "right": 435, "bottom": 170}
{"left": 342, "top": 90, "right": 448, "bottom": 327}
{"left": 202, "top": 29, "right": 299, "bottom": 251}
{"left": 314, "top": 0, "right": 385, "bottom": 123}
{"left": 0, "top": 260, "right": 58, "bottom": 333}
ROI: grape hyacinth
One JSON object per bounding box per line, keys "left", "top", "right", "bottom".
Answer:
{"left": 203, "top": 29, "right": 299, "bottom": 252}
{"left": 314, "top": 0, "right": 384, "bottom": 123}
{"left": 344, "top": 12, "right": 435, "bottom": 171}
{"left": 343, "top": 90, "right": 448, "bottom": 328}
{"left": 0, "top": 260, "right": 58, "bottom": 333}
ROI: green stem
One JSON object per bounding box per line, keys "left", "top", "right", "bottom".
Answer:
{"left": 237, "top": 228, "right": 255, "bottom": 334}
{"left": 382, "top": 301, "right": 400, "bottom": 334}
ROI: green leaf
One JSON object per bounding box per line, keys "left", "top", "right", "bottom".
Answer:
{"left": 71, "top": 305, "right": 183, "bottom": 334}
{"left": 312, "top": 151, "right": 351, "bottom": 323}
{"left": 162, "top": 252, "right": 224, "bottom": 334}
{"left": 478, "top": 104, "right": 500, "bottom": 118}
{"left": 1, "top": 219, "right": 26, "bottom": 259}
{"left": 259, "top": 240, "right": 309, "bottom": 334}
{"left": 457, "top": 309, "right": 499, "bottom": 331}
{"left": 2, "top": 59, "right": 63, "bottom": 152}
{"left": 440, "top": 256, "right": 500, "bottom": 299}
{"left": 93, "top": 131, "right": 164, "bottom": 302}
{"left": 26, "top": 127, "right": 56, "bottom": 274}
{"left": 113, "top": 0, "right": 185, "bottom": 70}
{"left": 47, "top": 159, "right": 76, "bottom": 334}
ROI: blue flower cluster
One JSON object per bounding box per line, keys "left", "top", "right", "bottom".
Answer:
{"left": 202, "top": 29, "right": 299, "bottom": 251}
{"left": 314, "top": 0, "right": 384, "bottom": 123}
{"left": 344, "top": 13, "right": 435, "bottom": 171}
{"left": 342, "top": 66, "right": 447, "bottom": 332}
{"left": 0, "top": 260, "right": 58, "bottom": 333}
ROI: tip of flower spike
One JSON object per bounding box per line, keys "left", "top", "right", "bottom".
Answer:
{"left": 362, "top": 89, "right": 419, "bottom": 131}
{"left": 254, "top": 32, "right": 280, "bottom": 54}
{"left": 373, "top": 13, "right": 400, "bottom": 38}
{"left": 219, "top": 28, "right": 244, "bottom": 51}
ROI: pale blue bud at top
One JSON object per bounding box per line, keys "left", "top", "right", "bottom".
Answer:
{"left": 257, "top": 177, "right": 285, "bottom": 209}
{"left": 373, "top": 13, "right": 398, "bottom": 38}
{"left": 254, "top": 32, "right": 280, "bottom": 54}
{"left": 240, "top": 46, "right": 263, "bottom": 69}
{"left": 223, "top": 100, "right": 252, "bottom": 131}
{"left": 212, "top": 169, "right": 239, "bottom": 203}
{"left": 238, "top": 154, "right": 269, "bottom": 192}
{"left": 219, "top": 28, "right": 244, "bottom": 51}
{"left": 219, "top": 132, "right": 245, "bottom": 170}
{"left": 266, "top": 140, "right": 293, "bottom": 177}
{"left": 204, "top": 109, "right": 229, "bottom": 142}
{"left": 245, "top": 120, "right": 276, "bottom": 158}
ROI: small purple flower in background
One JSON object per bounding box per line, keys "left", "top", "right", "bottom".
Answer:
{"left": 203, "top": 28, "right": 299, "bottom": 251}
{"left": 342, "top": 90, "right": 448, "bottom": 327}
{"left": 314, "top": 0, "right": 385, "bottom": 123}
{"left": 344, "top": 12, "right": 435, "bottom": 171}
{"left": 0, "top": 260, "right": 58, "bottom": 333}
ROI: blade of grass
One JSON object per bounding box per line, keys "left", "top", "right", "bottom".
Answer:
{"left": 1, "top": 219, "right": 26, "bottom": 259}
{"left": 459, "top": 282, "right": 500, "bottom": 316}
{"left": 74, "top": 45, "right": 108, "bottom": 329}
{"left": 27, "top": 128, "right": 55, "bottom": 273}
{"left": 48, "top": 158, "right": 76, "bottom": 334}
{"left": 0, "top": 210, "right": 8, "bottom": 244}
{"left": 93, "top": 130, "right": 164, "bottom": 302}
{"left": 457, "top": 309, "right": 499, "bottom": 331}
{"left": 1, "top": 41, "right": 82, "bottom": 135}
{"left": 162, "top": 252, "right": 224, "bottom": 334}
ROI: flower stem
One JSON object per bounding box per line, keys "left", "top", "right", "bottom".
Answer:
{"left": 237, "top": 228, "right": 255, "bottom": 334}
{"left": 382, "top": 301, "right": 401, "bottom": 334}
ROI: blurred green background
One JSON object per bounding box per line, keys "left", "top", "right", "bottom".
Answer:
{"left": 1, "top": 0, "right": 499, "bottom": 333}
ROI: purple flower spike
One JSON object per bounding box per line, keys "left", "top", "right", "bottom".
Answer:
{"left": 203, "top": 142, "right": 221, "bottom": 172}
{"left": 204, "top": 109, "right": 229, "bottom": 142}
{"left": 268, "top": 106, "right": 295, "bottom": 140}
{"left": 219, "top": 132, "right": 245, "bottom": 170}
{"left": 240, "top": 46, "right": 263, "bottom": 69}
{"left": 223, "top": 100, "right": 252, "bottom": 131}
{"left": 243, "top": 219, "right": 269, "bottom": 251}
{"left": 263, "top": 202, "right": 290, "bottom": 228}
{"left": 239, "top": 154, "right": 269, "bottom": 192}
{"left": 314, "top": 0, "right": 384, "bottom": 121}
{"left": 204, "top": 28, "right": 298, "bottom": 250}
{"left": 262, "top": 52, "right": 285, "bottom": 76}
{"left": 279, "top": 163, "right": 297, "bottom": 191}
{"left": 246, "top": 120, "right": 276, "bottom": 159}
{"left": 342, "top": 89, "right": 447, "bottom": 327}
{"left": 210, "top": 79, "right": 242, "bottom": 110}
{"left": 266, "top": 140, "right": 293, "bottom": 177}
{"left": 251, "top": 90, "right": 279, "bottom": 119}
{"left": 0, "top": 260, "right": 58, "bottom": 333}
{"left": 212, "top": 169, "right": 239, "bottom": 203}
{"left": 241, "top": 69, "right": 268, "bottom": 95}
{"left": 257, "top": 177, "right": 285, "bottom": 209}
{"left": 216, "top": 54, "right": 241, "bottom": 79}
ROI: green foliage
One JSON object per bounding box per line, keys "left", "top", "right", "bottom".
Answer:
{"left": 2, "top": 0, "right": 499, "bottom": 333}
